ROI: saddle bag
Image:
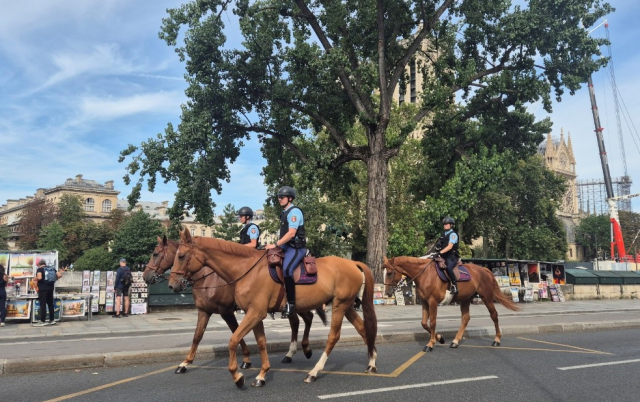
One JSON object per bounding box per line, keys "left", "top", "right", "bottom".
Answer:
{"left": 303, "top": 256, "right": 317, "bottom": 275}
{"left": 267, "top": 247, "right": 284, "bottom": 268}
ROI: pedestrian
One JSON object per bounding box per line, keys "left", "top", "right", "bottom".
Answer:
{"left": 33, "top": 259, "right": 62, "bottom": 326}
{"left": 265, "top": 186, "right": 307, "bottom": 318}
{"left": 238, "top": 206, "right": 260, "bottom": 248}
{"left": 113, "top": 258, "right": 131, "bottom": 318}
{"left": 0, "top": 264, "right": 8, "bottom": 327}
{"left": 436, "top": 216, "right": 459, "bottom": 295}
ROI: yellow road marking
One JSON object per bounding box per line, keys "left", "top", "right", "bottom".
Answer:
{"left": 44, "top": 366, "right": 175, "bottom": 402}
{"left": 388, "top": 351, "right": 425, "bottom": 377}
{"left": 516, "top": 337, "right": 613, "bottom": 355}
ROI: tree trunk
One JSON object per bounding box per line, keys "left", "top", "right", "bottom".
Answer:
{"left": 482, "top": 233, "right": 489, "bottom": 259}
{"left": 365, "top": 128, "right": 389, "bottom": 282}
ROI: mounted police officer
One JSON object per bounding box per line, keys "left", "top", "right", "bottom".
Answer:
{"left": 238, "top": 206, "right": 260, "bottom": 248}
{"left": 265, "top": 186, "right": 307, "bottom": 318}
{"left": 437, "top": 216, "right": 459, "bottom": 295}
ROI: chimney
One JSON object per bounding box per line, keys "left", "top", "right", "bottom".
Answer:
{"left": 76, "top": 174, "right": 83, "bottom": 184}
{"left": 105, "top": 180, "right": 114, "bottom": 190}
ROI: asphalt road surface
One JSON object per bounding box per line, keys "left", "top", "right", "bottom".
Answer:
{"left": 3, "top": 328, "right": 640, "bottom": 402}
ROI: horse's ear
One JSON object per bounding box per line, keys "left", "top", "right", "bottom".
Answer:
{"left": 181, "top": 228, "right": 193, "bottom": 244}
{"left": 157, "top": 236, "right": 163, "bottom": 244}
{"left": 162, "top": 234, "right": 168, "bottom": 245}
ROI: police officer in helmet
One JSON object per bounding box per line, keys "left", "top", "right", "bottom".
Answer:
{"left": 238, "top": 207, "right": 260, "bottom": 248}
{"left": 438, "top": 216, "right": 459, "bottom": 295}
{"left": 265, "top": 186, "right": 307, "bottom": 318}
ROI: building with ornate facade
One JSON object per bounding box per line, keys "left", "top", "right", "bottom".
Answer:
{"left": 538, "top": 130, "right": 587, "bottom": 261}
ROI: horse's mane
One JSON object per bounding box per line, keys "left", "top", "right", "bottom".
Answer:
{"left": 194, "top": 236, "right": 263, "bottom": 258}
{"left": 393, "top": 256, "right": 431, "bottom": 266}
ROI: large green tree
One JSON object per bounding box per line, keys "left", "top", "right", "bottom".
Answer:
{"left": 37, "top": 222, "right": 68, "bottom": 261}
{"left": 17, "top": 198, "right": 57, "bottom": 249}
{"left": 56, "top": 194, "right": 86, "bottom": 228}
{"left": 0, "top": 225, "right": 10, "bottom": 250}
{"left": 212, "top": 204, "right": 240, "bottom": 241}
{"left": 73, "top": 246, "right": 116, "bottom": 272}
{"left": 110, "top": 210, "right": 165, "bottom": 269}
{"left": 121, "top": 0, "right": 612, "bottom": 275}
{"left": 575, "top": 214, "right": 610, "bottom": 259}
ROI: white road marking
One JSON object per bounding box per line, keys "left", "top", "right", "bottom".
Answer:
{"left": 317, "top": 375, "right": 499, "bottom": 399}
{"left": 557, "top": 359, "right": 640, "bottom": 371}
{"left": 0, "top": 331, "right": 223, "bottom": 346}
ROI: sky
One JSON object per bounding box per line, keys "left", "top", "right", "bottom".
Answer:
{"left": 1, "top": 1, "right": 639, "bottom": 216}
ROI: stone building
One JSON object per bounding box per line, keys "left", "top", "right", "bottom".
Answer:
{"left": 538, "top": 129, "right": 587, "bottom": 261}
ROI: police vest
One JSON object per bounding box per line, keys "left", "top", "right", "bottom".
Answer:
{"left": 239, "top": 223, "right": 260, "bottom": 248}
{"left": 440, "top": 230, "right": 459, "bottom": 258}
{"left": 280, "top": 206, "right": 306, "bottom": 248}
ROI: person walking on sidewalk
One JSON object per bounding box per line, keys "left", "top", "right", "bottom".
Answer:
{"left": 113, "top": 258, "right": 132, "bottom": 318}
{"left": 33, "top": 259, "right": 62, "bottom": 326}
{"left": 0, "top": 264, "right": 8, "bottom": 327}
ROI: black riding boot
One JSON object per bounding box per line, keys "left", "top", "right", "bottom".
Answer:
{"left": 282, "top": 276, "right": 296, "bottom": 319}
{"left": 446, "top": 265, "right": 458, "bottom": 295}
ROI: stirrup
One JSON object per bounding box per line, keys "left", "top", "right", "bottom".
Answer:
{"left": 450, "top": 285, "right": 458, "bottom": 295}
{"left": 281, "top": 303, "right": 295, "bottom": 319}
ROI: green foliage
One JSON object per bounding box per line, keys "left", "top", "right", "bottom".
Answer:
{"left": 0, "top": 224, "right": 10, "bottom": 250}
{"left": 63, "top": 221, "right": 112, "bottom": 264}
{"left": 17, "top": 198, "right": 57, "bottom": 249}
{"left": 37, "top": 222, "right": 68, "bottom": 261}
{"left": 575, "top": 214, "right": 611, "bottom": 259}
{"left": 73, "top": 247, "right": 116, "bottom": 272}
{"left": 212, "top": 204, "right": 240, "bottom": 241}
{"left": 56, "top": 194, "right": 86, "bottom": 228}
{"left": 120, "top": 0, "right": 613, "bottom": 274}
{"left": 110, "top": 210, "right": 165, "bottom": 269}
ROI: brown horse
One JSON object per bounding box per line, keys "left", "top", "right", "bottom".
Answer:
{"left": 384, "top": 256, "right": 519, "bottom": 352}
{"left": 142, "top": 235, "right": 326, "bottom": 374}
{"left": 168, "top": 229, "right": 377, "bottom": 388}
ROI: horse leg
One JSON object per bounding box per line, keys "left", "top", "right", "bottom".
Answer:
{"left": 424, "top": 300, "right": 440, "bottom": 352}
{"left": 227, "top": 311, "right": 264, "bottom": 388}
{"left": 421, "top": 303, "right": 445, "bottom": 352}
{"left": 176, "top": 309, "right": 211, "bottom": 374}
{"left": 220, "top": 310, "right": 252, "bottom": 369}
{"left": 299, "top": 311, "right": 314, "bottom": 359}
{"left": 250, "top": 320, "right": 271, "bottom": 387}
{"left": 344, "top": 307, "right": 377, "bottom": 373}
{"left": 484, "top": 299, "right": 502, "bottom": 346}
{"left": 304, "top": 302, "right": 348, "bottom": 383}
{"left": 450, "top": 300, "right": 471, "bottom": 348}
{"left": 282, "top": 312, "right": 300, "bottom": 363}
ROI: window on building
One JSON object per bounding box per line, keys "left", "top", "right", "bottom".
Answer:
{"left": 102, "top": 199, "right": 112, "bottom": 213}
{"left": 190, "top": 227, "right": 196, "bottom": 236}
{"left": 201, "top": 228, "right": 206, "bottom": 237}
{"left": 570, "top": 249, "right": 573, "bottom": 258}
{"left": 85, "top": 198, "right": 95, "bottom": 212}
{"left": 399, "top": 78, "right": 405, "bottom": 105}
{"left": 410, "top": 60, "right": 417, "bottom": 104}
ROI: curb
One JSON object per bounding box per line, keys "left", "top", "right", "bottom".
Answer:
{"left": 3, "top": 319, "right": 640, "bottom": 376}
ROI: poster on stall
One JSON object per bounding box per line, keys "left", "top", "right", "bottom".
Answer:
{"left": 90, "top": 270, "right": 100, "bottom": 313}
{"left": 105, "top": 271, "right": 115, "bottom": 312}
{"left": 129, "top": 271, "right": 149, "bottom": 315}
{"left": 33, "top": 299, "right": 62, "bottom": 321}
{"left": 5, "top": 299, "right": 32, "bottom": 319}
{"left": 8, "top": 253, "right": 35, "bottom": 277}
{"left": 508, "top": 264, "right": 521, "bottom": 286}
{"left": 0, "top": 253, "right": 9, "bottom": 270}
{"left": 82, "top": 271, "right": 91, "bottom": 293}
{"left": 62, "top": 299, "right": 86, "bottom": 317}
{"left": 523, "top": 287, "right": 534, "bottom": 302}
{"left": 510, "top": 288, "right": 520, "bottom": 302}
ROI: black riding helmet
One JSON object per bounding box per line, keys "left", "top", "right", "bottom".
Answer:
{"left": 238, "top": 206, "right": 253, "bottom": 218}
{"left": 277, "top": 186, "right": 296, "bottom": 199}
{"left": 442, "top": 216, "right": 455, "bottom": 225}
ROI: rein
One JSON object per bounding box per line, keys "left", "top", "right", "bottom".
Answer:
{"left": 387, "top": 259, "right": 432, "bottom": 288}
{"left": 145, "top": 245, "right": 172, "bottom": 283}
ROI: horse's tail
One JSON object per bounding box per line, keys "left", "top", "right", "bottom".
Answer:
{"left": 491, "top": 274, "right": 521, "bottom": 311}
{"left": 355, "top": 261, "right": 377, "bottom": 357}
{"left": 315, "top": 307, "right": 328, "bottom": 326}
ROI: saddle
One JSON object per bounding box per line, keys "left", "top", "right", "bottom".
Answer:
{"left": 267, "top": 247, "right": 317, "bottom": 285}
{"left": 433, "top": 256, "right": 471, "bottom": 283}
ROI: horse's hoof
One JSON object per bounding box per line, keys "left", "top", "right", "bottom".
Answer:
{"left": 492, "top": 341, "right": 501, "bottom": 347}
{"left": 281, "top": 356, "right": 293, "bottom": 364}
{"left": 450, "top": 342, "right": 459, "bottom": 348}
{"left": 235, "top": 374, "right": 245, "bottom": 388}
{"left": 251, "top": 379, "right": 266, "bottom": 387}
{"left": 365, "top": 366, "right": 377, "bottom": 374}
{"left": 304, "top": 375, "right": 317, "bottom": 383}
{"left": 423, "top": 345, "right": 433, "bottom": 352}
{"left": 174, "top": 366, "right": 187, "bottom": 374}
{"left": 240, "top": 362, "right": 252, "bottom": 369}
{"left": 438, "top": 335, "right": 446, "bottom": 344}
{"left": 304, "top": 349, "right": 313, "bottom": 359}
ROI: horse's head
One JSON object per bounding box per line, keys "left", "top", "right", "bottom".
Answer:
{"left": 383, "top": 257, "right": 403, "bottom": 297}
{"left": 168, "top": 229, "right": 208, "bottom": 293}
{"left": 143, "top": 235, "right": 178, "bottom": 285}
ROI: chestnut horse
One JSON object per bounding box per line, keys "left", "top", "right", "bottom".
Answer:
{"left": 168, "top": 229, "right": 377, "bottom": 388}
{"left": 384, "top": 256, "right": 519, "bottom": 352}
{"left": 143, "top": 236, "right": 326, "bottom": 374}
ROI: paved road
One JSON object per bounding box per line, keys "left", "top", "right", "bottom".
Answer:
{"left": 3, "top": 328, "right": 640, "bottom": 402}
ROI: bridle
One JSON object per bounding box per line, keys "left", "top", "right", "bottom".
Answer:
{"left": 145, "top": 244, "right": 172, "bottom": 284}
{"left": 385, "top": 258, "right": 432, "bottom": 290}
{"left": 172, "top": 240, "right": 268, "bottom": 290}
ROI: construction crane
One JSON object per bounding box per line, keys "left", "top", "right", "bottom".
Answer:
{"left": 587, "top": 22, "right": 640, "bottom": 262}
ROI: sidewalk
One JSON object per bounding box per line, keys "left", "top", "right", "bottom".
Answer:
{"left": 1, "top": 299, "right": 639, "bottom": 375}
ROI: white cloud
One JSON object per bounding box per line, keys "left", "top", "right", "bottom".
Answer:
{"left": 78, "top": 91, "right": 185, "bottom": 121}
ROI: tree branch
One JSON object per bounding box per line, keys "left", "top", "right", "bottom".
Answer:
{"left": 233, "top": 125, "right": 309, "bottom": 163}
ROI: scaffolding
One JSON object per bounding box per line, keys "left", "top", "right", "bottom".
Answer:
{"left": 577, "top": 175, "right": 632, "bottom": 215}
